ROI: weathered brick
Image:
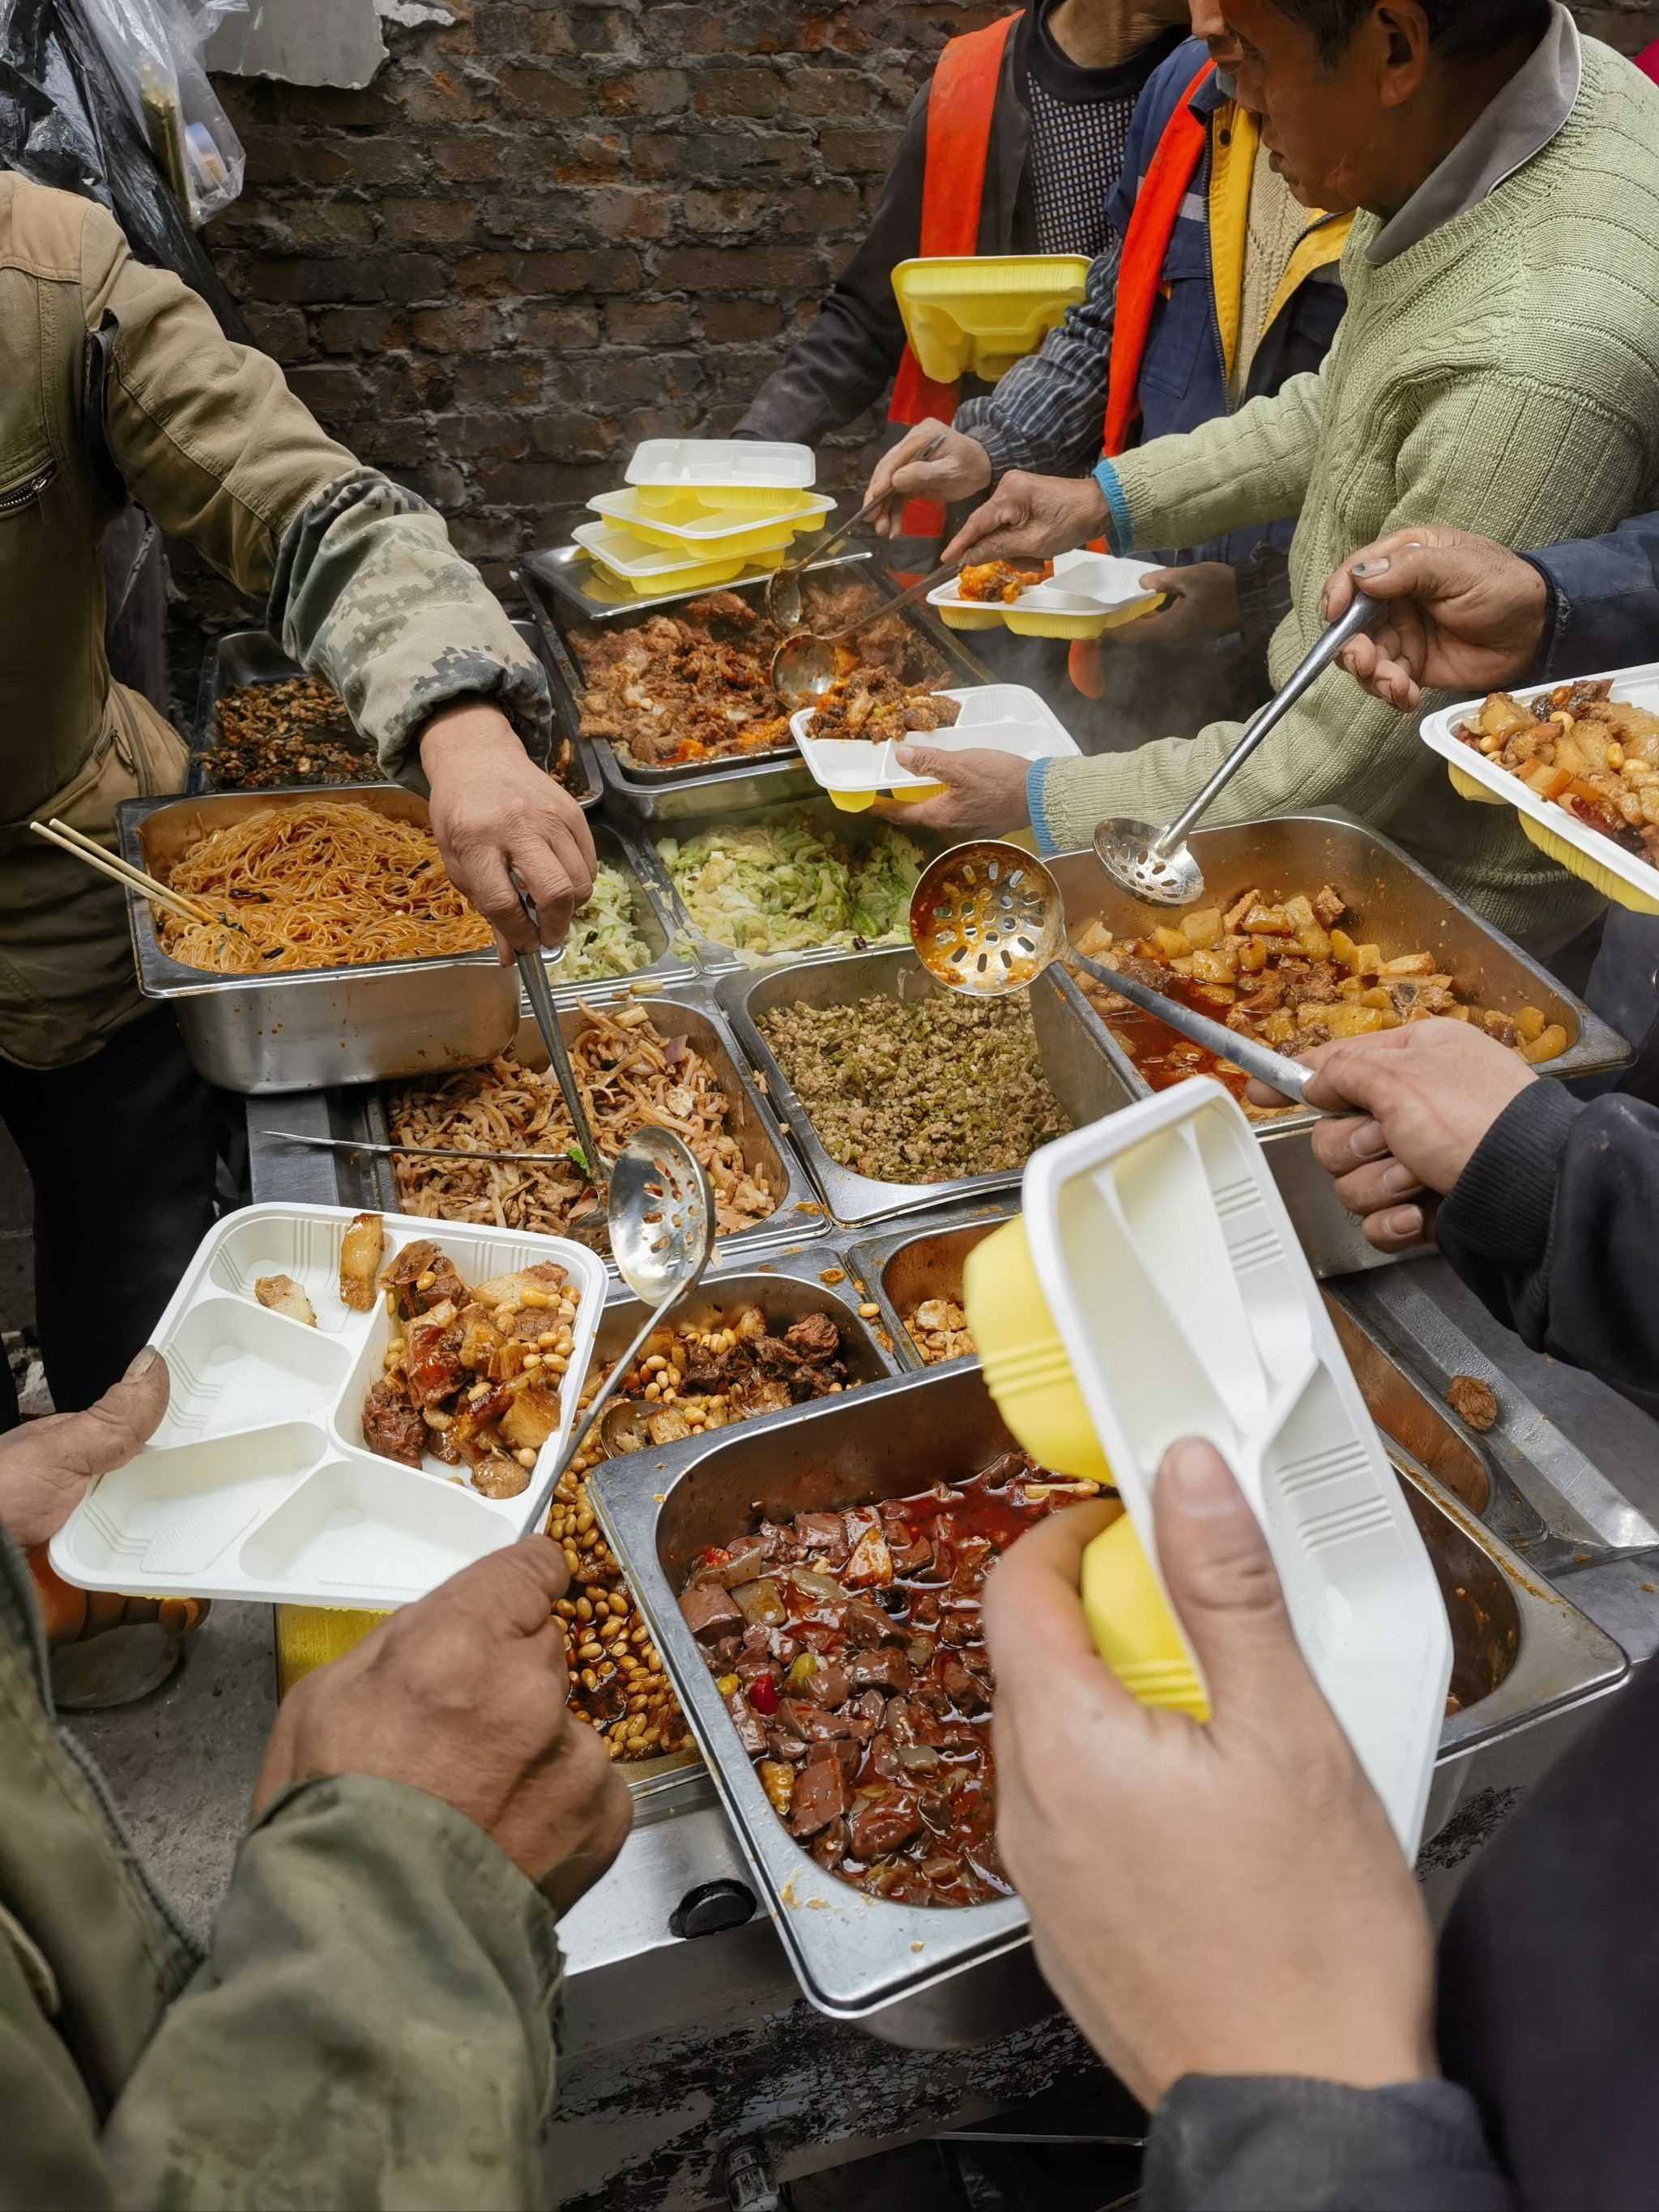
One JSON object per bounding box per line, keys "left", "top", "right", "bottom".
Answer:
{"left": 241, "top": 305, "right": 309, "bottom": 361}
{"left": 531, "top": 411, "right": 612, "bottom": 461}
{"left": 702, "top": 298, "right": 781, "bottom": 342}
{"left": 515, "top": 301, "right": 603, "bottom": 350}
{"left": 693, "top": 66, "right": 784, "bottom": 117}
{"left": 378, "top": 197, "right": 480, "bottom": 244}
{"left": 814, "top": 124, "right": 907, "bottom": 175}
{"left": 497, "top": 64, "right": 588, "bottom": 120}
{"left": 657, "top": 244, "right": 821, "bottom": 293}
{"left": 598, "top": 69, "right": 689, "bottom": 115}
{"left": 412, "top": 303, "right": 505, "bottom": 352}
{"left": 317, "top": 305, "right": 413, "bottom": 355}
{"left": 603, "top": 299, "right": 694, "bottom": 346}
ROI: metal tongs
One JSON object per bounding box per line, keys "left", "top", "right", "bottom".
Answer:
{"left": 763, "top": 430, "right": 947, "bottom": 631}
{"left": 1093, "top": 590, "right": 1385, "bottom": 906}
{"left": 514, "top": 880, "right": 606, "bottom": 1232}
{"left": 770, "top": 562, "right": 957, "bottom": 703}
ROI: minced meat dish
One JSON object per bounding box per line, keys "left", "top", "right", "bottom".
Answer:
{"left": 681, "top": 1451, "right": 1092, "bottom": 1907}
{"left": 757, "top": 993, "right": 1070, "bottom": 1183}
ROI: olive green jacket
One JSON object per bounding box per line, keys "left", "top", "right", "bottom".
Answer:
{"left": 0, "top": 1536, "right": 564, "bottom": 2210}
{"left": 0, "top": 173, "right": 549, "bottom": 1070}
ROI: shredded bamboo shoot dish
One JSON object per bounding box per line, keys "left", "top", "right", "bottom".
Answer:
{"left": 388, "top": 1004, "right": 779, "bottom": 1248}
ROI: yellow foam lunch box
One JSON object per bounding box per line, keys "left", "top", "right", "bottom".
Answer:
{"left": 965, "top": 1215, "right": 1209, "bottom": 1720}
{"left": 892, "top": 254, "right": 1092, "bottom": 385}
{"left": 1446, "top": 761, "right": 1659, "bottom": 915}
{"left": 590, "top": 487, "right": 833, "bottom": 559}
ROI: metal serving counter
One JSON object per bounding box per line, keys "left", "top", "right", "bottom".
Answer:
{"left": 206, "top": 1091, "right": 1659, "bottom": 2208}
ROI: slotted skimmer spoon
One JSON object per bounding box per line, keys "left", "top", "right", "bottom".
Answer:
{"left": 520, "top": 1127, "right": 716, "bottom": 1528}
{"left": 770, "top": 561, "right": 957, "bottom": 702}
{"left": 909, "top": 840, "right": 1320, "bottom": 1108}
{"left": 764, "top": 433, "right": 946, "bottom": 631}
{"left": 1093, "top": 590, "right": 1384, "bottom": 907}
{"left": 514, "top": 880, "right": 606, "bottom": 1233}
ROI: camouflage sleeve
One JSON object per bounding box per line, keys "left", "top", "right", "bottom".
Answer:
{"left": 101, "top": 1775, "right": 563, "bottom": 2212}
{"left": 271, "top": 471, "right": 554, "bottom": 785}
{"left": 80, "top": 194, "right": 551, "bottom": 786}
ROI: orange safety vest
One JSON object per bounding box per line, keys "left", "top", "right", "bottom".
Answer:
{"left": 1070, "top": 55, "right": 1213, "bottom": 699}
{"left": 887, "top": 11, "right": 1021, "bottom": 547}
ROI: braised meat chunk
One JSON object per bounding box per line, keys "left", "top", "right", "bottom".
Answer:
{"left": 360, "top": 1238, "right": 582, "bottom": 1499}
{"left": 807, "top": 669, "right": 961, "bottom": 746}
{"left": 958, "top": 560, "right": 1042, "bottom": 604}
{"left": 687, "top": 1454, "right": 1103, "bottom": 1907}
{"left": 1455, "top": 680, "right": 1659, "bottom": 869}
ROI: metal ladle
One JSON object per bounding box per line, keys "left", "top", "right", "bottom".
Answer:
{"left": 519, "top": 1127, "right": 716, "bottom": 1529}
{"left": 763, "top": 433, "right": 946, "bottom": 632}
{"left": 909, "top": 840, "right": 1320, "bottom": 1108}
{"left": 513, "top": 880, "right": 606, "bottom": 1234}
{"left": 1093, "top": 590, "right": 1384, "bottom": 908}
{"left": 770, "top": 562, "right": 956, "bottom": 703}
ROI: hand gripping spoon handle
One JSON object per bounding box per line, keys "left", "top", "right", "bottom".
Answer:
{"left": 512, "top": 881, "right": 606, "bottom": 1229}
{"left": 1094, "top": 589, "right": 1384, "bottom": 906}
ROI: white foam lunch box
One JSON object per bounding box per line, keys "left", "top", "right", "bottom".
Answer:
{"left": 788, "top": 681, "right": 1081, "bottom": 807}
{"left": 1015, "top": 1082, "right": 1452, "bottom": 1854}
{"left": 49, "top": 1206, "right": 607, "bottom": 1611}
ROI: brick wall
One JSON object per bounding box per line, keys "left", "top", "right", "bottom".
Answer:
{"left": 172, "top": 0, "right": 1659, "bottom": 652}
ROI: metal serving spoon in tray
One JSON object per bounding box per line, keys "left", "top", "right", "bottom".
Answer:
{"left": 520, "top": 1127, "right": 717, "bottom": 1521}
{"left": 1092, "top": 590, "right": 1384, "bottom": 907}
{"left": 770, "top": 561, "right": 957, "bottom": 703}
{"left": 909, "top": 840, "right": 1321, "bottom": 1108}
{"left": 763, "top": 432, "right": 946, "bottom": 632}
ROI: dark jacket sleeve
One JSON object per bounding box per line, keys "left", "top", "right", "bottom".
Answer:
{"left": 732, "top": 88, "right": 928, "bottom": 447}
{"left": 1526, "top": 511, "right": 1659, "bottom": 679}
{"left": 1436, "top": 1081, "right": 1659, "bottom": 1418}
{"left": 1142, "top": 2075, "right": 1512, "bottom": 2210}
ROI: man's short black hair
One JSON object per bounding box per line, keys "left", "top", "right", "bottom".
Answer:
{"left": 1269, "top": 0, "right": 1552, "bottom": 64}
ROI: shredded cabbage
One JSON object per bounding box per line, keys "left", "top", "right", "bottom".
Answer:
{"left": 553, "top": 862, "right": 654, "bottom": 982}
{"left": 655, "top": 815, "right": 926, "bottom": 964}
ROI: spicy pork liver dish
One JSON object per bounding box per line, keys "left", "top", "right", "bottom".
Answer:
{"left": 679, "top": 1452, "right": 1083, "bottom": 1907}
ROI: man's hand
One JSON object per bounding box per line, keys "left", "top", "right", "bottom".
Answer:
{"left": 255, "top": 1536, "right": 631, "bottom": 1910}
{"left": 1115, "top": 562, "right": 1239, "bottom": 645}
{"left": 872, "top": 745, "right": 1033, "bottom": 836}
{"left": 986, "top": 1444, "right": 1435, "bottom": 2110}
{"left": 865, "top": 419, "right": 993, "bottom": 539}
{"left": 943, "top": 471, "right": 1109, "bottom": 568}
{"left": 1247, "top": 1021, "right": 1536, "bottom": 1254}
{"left": 1321, "top": 529, "right": 1550, "bottom": 713}
{"left": 420, "top": 702, "right": 598, "bottom": 961}
{"left": 0, "top": 1345, "right": 168, "bottom": 1550}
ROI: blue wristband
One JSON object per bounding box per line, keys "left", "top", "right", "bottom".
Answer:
{"left": 1027, "top": 761, "right": 1060, "bottom": 855}
{"left": 1092, "top": 458, "right": 1132, "bottom": 555}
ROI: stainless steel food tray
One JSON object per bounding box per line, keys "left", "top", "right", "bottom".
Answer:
{"left": 844, "top": 1203, "right": 1021, "bottom": 1375}
{"left": 1038, "top": 810, "right": 1631, "bottom": 1279}
{"left": 117, "top": 782, "right": 520, "bottom": 1095}
{"left": 716, "top": 947, "right": 1110, "bottom": 1231}
{"left": 641, "top": 795, "right": 945, "bottom": 978}
{"left": 188, "top": 620, "right": 602, "bottom": 809}
{"left": 561, "top": 1246, "right": 909, "bottom": 1823}
{"left": 526, "top": 816, "right": 699, "bottom": 1010}
{"left": 523, "top": 547, "right": 996, "bottom": 821}
{"left": 355, "top": 978, "right": 831, "bottom": 1275}
{"left": 589, "top": 1358, "right": 1626, "bottom": 2044}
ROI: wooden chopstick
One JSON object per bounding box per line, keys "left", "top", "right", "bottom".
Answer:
{"left": 28, "top": 819, "right": 230, "bottom": 932}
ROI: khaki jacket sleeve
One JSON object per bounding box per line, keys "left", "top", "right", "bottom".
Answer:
{"left": 79, "top": 201, "right": 549, "bottom": 780}
{"left": 102, "top": 1776, "right": 564, "bottom": 2212}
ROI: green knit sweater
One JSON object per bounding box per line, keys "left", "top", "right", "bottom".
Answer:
{"left": 1035, "top": 38, "right": 1659, "bottom": 947}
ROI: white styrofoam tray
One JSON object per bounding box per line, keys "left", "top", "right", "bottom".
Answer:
{"left": 625, "top": 437, "right": 815, "bottom": 492}
{"left": 589, "top": 487, "right": 834, "bottom": 548}
{"left": 49, "top": 1206, "right": 608, "bottom": 1610}
{"left": 1022, "top": 1080, "right": 1452, "bottom": 1855}
{"left": 571, "top": 519, "right": 757, "bottom": 588}
{"left": 930, "top": 549, "right": 1164, "bottom": 629}
{"left": 1419, "top": 663, "right": 1659, "bottom": 912}
{"left": 788, "top": 683, "right": 1081, "bottom": 796}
